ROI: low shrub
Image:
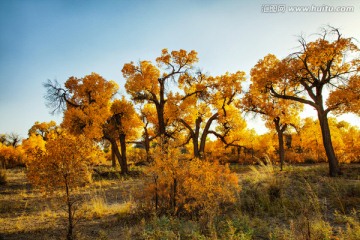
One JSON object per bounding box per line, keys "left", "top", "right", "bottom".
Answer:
{"left": 144, "top": 146, "right": 240, "bottom": 223}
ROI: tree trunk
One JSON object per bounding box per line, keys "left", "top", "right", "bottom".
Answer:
{"left": 179, "top": 117, "right": 201, "bottom": 159}
{"left": 119, "top": 134, "right": 128, "bottom": 174}
{"left": 277, "top": 130, "right": 285, "bottom": 171}
{"left": 193, "top": 117, "right": 201, "bottom": 158}
{"left": 317, "top": 111, "right": 339, "bottom": 177}
{"left": 199, "top": 113, "right": 219, "bottom": 158}
{"left": 144, "top": 127, "right": 151, "bottom": 162}
{"left": 111, "top": 144, "right": 116, "bottom": 168}
{"left": 172, "top": 177, "right": 177, "bottom": 215}
{"left": 106, "top": 137, "right": 125, "bottom": 174}
{"left": 157, "top": 79, "right": 167, "bottom": 143}
{"left": 65, "top": 181, "right": 74, "bottom": 240}
{"left": 274, "top": 117, "right": 286, "bottom": 171}
{"left": 193, "top": 138, "right": 200, "bottom": 158}
{"left": 156, "top": 103, "right": 166, "bottom": 138}
{"left": 154, "top": 175, "right": 158, "bottom": 211}
{"left": 237, "top": 147, "right": 242, "bottom": 163}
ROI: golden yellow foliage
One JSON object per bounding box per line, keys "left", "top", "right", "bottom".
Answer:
{"left": 26, "top": 132, "right": 101, "bottom": 191}
{"left": 292, "top": 117, "right": 360, "bottom": 163}
{"left": 328, "top": 75, "right": 360, "bottom": 115}
{"left": 145, "top": 146, "right": 239, "bottom": 218}
{"left": 110, "top": 96, "right": 143, "bottom": 140}
{"left": 123, "top": 49, "right": 199, "bottom": 139}
{"left": 177, "top": 70, "right": 247, "bottom": 158}
{"left": 0, "top": 143, "right": 24, "bottom": 168}
{"left": 22, "top": 134, "right": 46, "bottom": 161}
{"left": 247, "top": 28, "right": 360, "bottom": 176}
{"left": 28, "top": 121, "right": 58, "bottom": 140}
{"left": 123, "top": 61, "right": 160, "bottom": 99}
{"left": 62, "top": 73, "right": 119, "bottom": 140}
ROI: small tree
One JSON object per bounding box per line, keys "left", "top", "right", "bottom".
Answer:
{"left": 26, "top": 132, "right": 101, "bottom": 240}
{"left": 107, "top": 97, "right": 143, "bottom": 172}
{"left": 0, "top": 133, "right": 24, "bottom": 168}
{"left": 44, "top": 73, "right": 140, "bottom": 174}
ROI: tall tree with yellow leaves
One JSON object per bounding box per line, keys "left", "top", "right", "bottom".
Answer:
{"left": 243, "top": 57, "right": 303, "bottom": 170}
{"left": 44, "top": 73, "right": 143, "bottom": 174}
{"left": 251, "top": 27, "right": 360, "bottom": 176}
{"left": 106, "top": 97, "right": 143, "bottom": 173}
{"left": 44, "top": 73, "right": 127, "bottom": 172}
{"left": 122, "top": 49, "right": 198, "bottom": 145}
{"left": 176, "top": 70, "right": 246, "bottom": 158}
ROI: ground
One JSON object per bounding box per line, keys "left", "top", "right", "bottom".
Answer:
{"left": 1, "top": 163, "right": 360, "bottom": 239}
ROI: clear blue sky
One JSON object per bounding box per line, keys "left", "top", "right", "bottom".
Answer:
{"left": 0, "top": 0, "right": 359, "bottom": 138}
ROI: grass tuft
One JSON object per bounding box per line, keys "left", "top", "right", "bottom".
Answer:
{"left": 81, "top": 196, "right": 135, "bottom": 219}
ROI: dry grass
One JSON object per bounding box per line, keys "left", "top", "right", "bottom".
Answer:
{"left": 0, "top": 166, "right": 145, "bottom": 240}
{"left": 80, "top": 197, "right": 135, "bottom": 219}
{"left": 1, "top": 163, "right": 360, "bottom": 239}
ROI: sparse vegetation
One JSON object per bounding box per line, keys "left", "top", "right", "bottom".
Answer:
{"left": 1, "top": 163, "right": 359, "bottom": 239}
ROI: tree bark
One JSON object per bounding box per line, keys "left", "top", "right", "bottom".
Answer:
{"left": 274, "top": 117, "right": 286, "bottom": 171}
{"left": 156, "top": 78, "right": 167, "bottom": 143}
{"left": 276, "top": 128, "right": 285, "bottom": 171}
{"left": 119, "top": 134, "right": 128, "bottom": 174}
{"left": 65, "top": 181, "right": 74, "bottom": 240}
{"left": 237, "top": 147, "right": 241, "bottom": 163}
{"left": 111, "top": 144, "right": 116, "bottom": 168}
{"left": 179, "top": 117, "right": 201, "bottom": 158}
{"left": 193, "top": 117, "right": 201, "bottom": 158}
{"left": 156, "top": 103, "right": 166, "bottom": 138}
{"left": 199, "top": 113, "right": 219, "bottom": 158}
{"left": 143, "top": 127, "right": 151, "bottom": 162}
{"left": 105, "top": 136, "right": 125, "bottom": 174}
{"left": 318, "top": 110, "right": 340, "bottom": 177}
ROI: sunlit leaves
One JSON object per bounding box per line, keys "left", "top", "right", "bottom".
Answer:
{"left": 62, "top": 73, "right": 119, "bottom": 140}
{"left": 155, "top": 48, "right": 198, "bottom": 71}
{"left": 109, "top": 96, "right": 143, "bottom": 140}
{"left": 22, "top": 134, "right": 46, "bottom": 161}
{"left": 249, "top": 54, "right": 281, "bottom": 91}
{"left": 176, "top": 69, "right": 246, "bottom": 157}
{"left": 299, "top": 37, "right": 357, "bottom": 76}
{"left": 248, "top": 27, "right": 360, "bottom": 176}
{"left": 0, "top": 142, "right": 24, "bottom": 168}
{"left": 327, "top": 75, "right": 360, "bottom": 115}
{"left": 28, "top": 121, "right": 58, "bottom": 140}
{"left": 123, "top": 61, "right": 160, "bottom": 101}
{"left": 145, "top": 146, "right": 239, "bottom": 216}
{"left": 292, "top": 117, "right": 360, "bottom": 163}
{"left": 123, "top": 49, "right": 199, "bottom": 139}
{"left": 26, "top": 132, "right": 101, "bottom": 191}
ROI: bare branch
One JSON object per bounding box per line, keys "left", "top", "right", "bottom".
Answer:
{"left": 43, "top": 79, "right": 80, "bottom": 114}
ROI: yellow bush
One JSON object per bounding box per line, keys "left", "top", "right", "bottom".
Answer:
{"left": 145, "top": 146, "right": 240, "bottom": 219}
{"left": 180, "top": 158, "right": 239, "bottom": 215}
{"left": 0, "top": 143, "right": 25, "bottom": 168}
